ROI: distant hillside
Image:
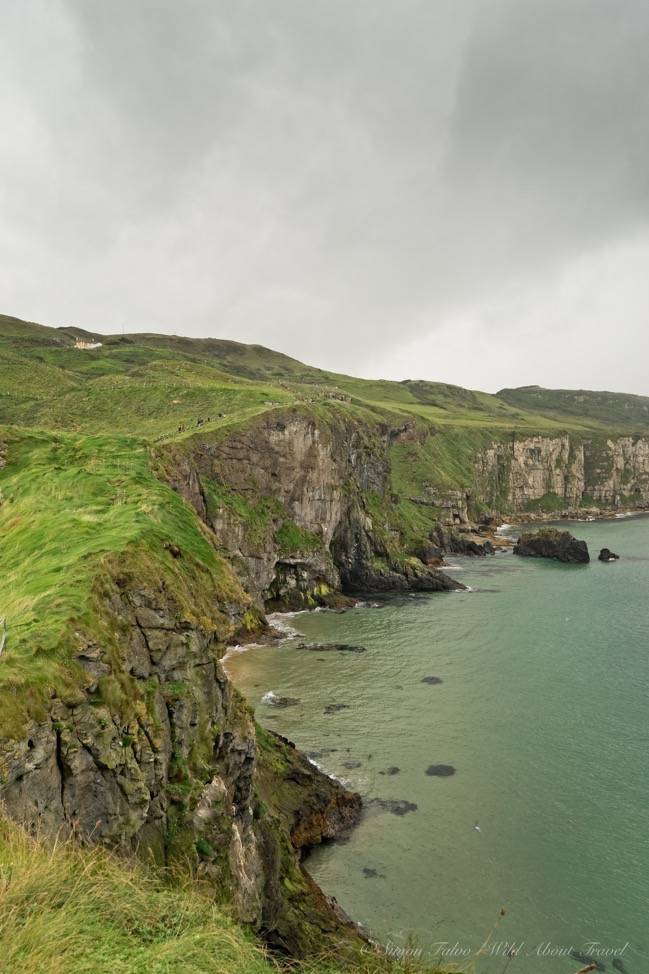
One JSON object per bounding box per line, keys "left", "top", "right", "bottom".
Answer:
{"left": 498, "top": 384, "right": 649, "bottom": 431}
{"left": 2, "top": 312, "right": 647, "bottom": 437}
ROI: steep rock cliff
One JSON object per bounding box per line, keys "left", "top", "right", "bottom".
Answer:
{"left": 475, "top": 434, "right": 649, "bottom": 515}
{"left": 162, "top": 407, "right": 463, "bottom": 608}
{"left": 587, "top": 436, "right": 649, "bottom": 506}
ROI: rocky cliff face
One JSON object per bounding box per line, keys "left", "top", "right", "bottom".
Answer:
{"left": 171, "top": 414, "right": 649, "bottom": 595}
{"left": 588, "top": 436, "right": 649, "bottom": 506}
{"left": 165, "top": 412, "right": 352, "bottom": 603}
{"left": 163, "top": 408, "right": 462, "bottom": 608}
{"left": 0, "top": 564, "right": 361, "bottom": 955}
{"left": 475, "top": 434, "right": 649, "bottom": 514}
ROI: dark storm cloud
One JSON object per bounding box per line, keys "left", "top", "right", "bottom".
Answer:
{"left": 443, "top": 0, "right": 649, "bottom": 275}
{"left": 2, "top": 0, "right": 649, "bottom": 392}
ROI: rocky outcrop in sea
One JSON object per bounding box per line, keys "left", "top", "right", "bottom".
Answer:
{"left": 598, "top": 547, "right": 620, "bottom": 561}
{"left": 513, "top": 529, "right": 590, "bottom": 563}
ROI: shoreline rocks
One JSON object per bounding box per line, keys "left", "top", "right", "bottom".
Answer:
{"left": 432, "top": 526, "right": 498, "bottom": 557}
{"left": 508, "top": 504, "right": 649, "bottom": 525}
{"left": 513, "top": 529, "right": 590, "bottom": 563}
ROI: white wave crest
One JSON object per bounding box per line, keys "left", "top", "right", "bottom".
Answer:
{"left": 265, "top": 613, "right": 300, "bottom": 638}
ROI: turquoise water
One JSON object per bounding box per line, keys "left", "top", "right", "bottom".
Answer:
{"left": 226, "top": 518, "right": 649, "bottom": 973}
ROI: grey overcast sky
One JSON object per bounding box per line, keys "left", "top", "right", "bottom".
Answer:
{"left": 2, "top": 1, "right": 649, "bottom": 393}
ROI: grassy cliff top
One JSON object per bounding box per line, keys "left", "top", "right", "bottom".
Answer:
{"left": 0, "top": 425, "right": 249, "bottom": 732}
{"left": 4, "top": 312, "right": 648, "bottom": 437}
{"left": 498, "top": 383, "right": 649, "bottom": 430}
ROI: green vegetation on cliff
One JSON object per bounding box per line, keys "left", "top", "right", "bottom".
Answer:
{"left": 0, "top": 426, "right": 249, "bottom": 733}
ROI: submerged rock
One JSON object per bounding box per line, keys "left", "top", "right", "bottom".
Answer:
{"left": 261, "top": 691, "right": 300, "bottom": 708}
{"left": 569, "top": 949, "right": 606, "bottom": 971}
{"left": 306, "top": 747, "right": 339, "bottom": 759}
{"left": 421, "top": 676, "right": 443, "bottom": 685}
{"left": 513, "top": 529, "right": 589, "bottom": 563}
{"left": 324, "top": 703, "right": 350, "bottom": 715}
{"left": 342, "top": 760, "right": 362, "bottom": 770}
{"left": 369, "top": 798, "right": 418, "bottom": 816}
{"left": 362, "top": 866, "right": 386, "bottom": 879}
{"left": 379, "top": 766, "right": 400, "bottom": 776}
{"left": 297, "top": 642, "right": 367, "bottom": 654}
{"left": 425, "top": 764, "right": 456, "bottom": 777}
{"left": 598, "top": 547, "right": 620, "bottom": 562}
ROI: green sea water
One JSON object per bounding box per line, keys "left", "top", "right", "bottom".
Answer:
{"left": 225, "top": 517, "right": 649, "bottom": 973}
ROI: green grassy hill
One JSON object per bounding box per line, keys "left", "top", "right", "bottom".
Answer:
{"left": 4, "top": 312, "right": 647, "bottom": 438}
{"left": 498, "top": 383, "right": 649, "bottom": 429}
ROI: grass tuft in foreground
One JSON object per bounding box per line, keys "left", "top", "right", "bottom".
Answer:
{"left": 0, "top": 814, "right": 273, "bottom": 974}
{"left": 0, "top": 816, "right": 448, "bottom": 974}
